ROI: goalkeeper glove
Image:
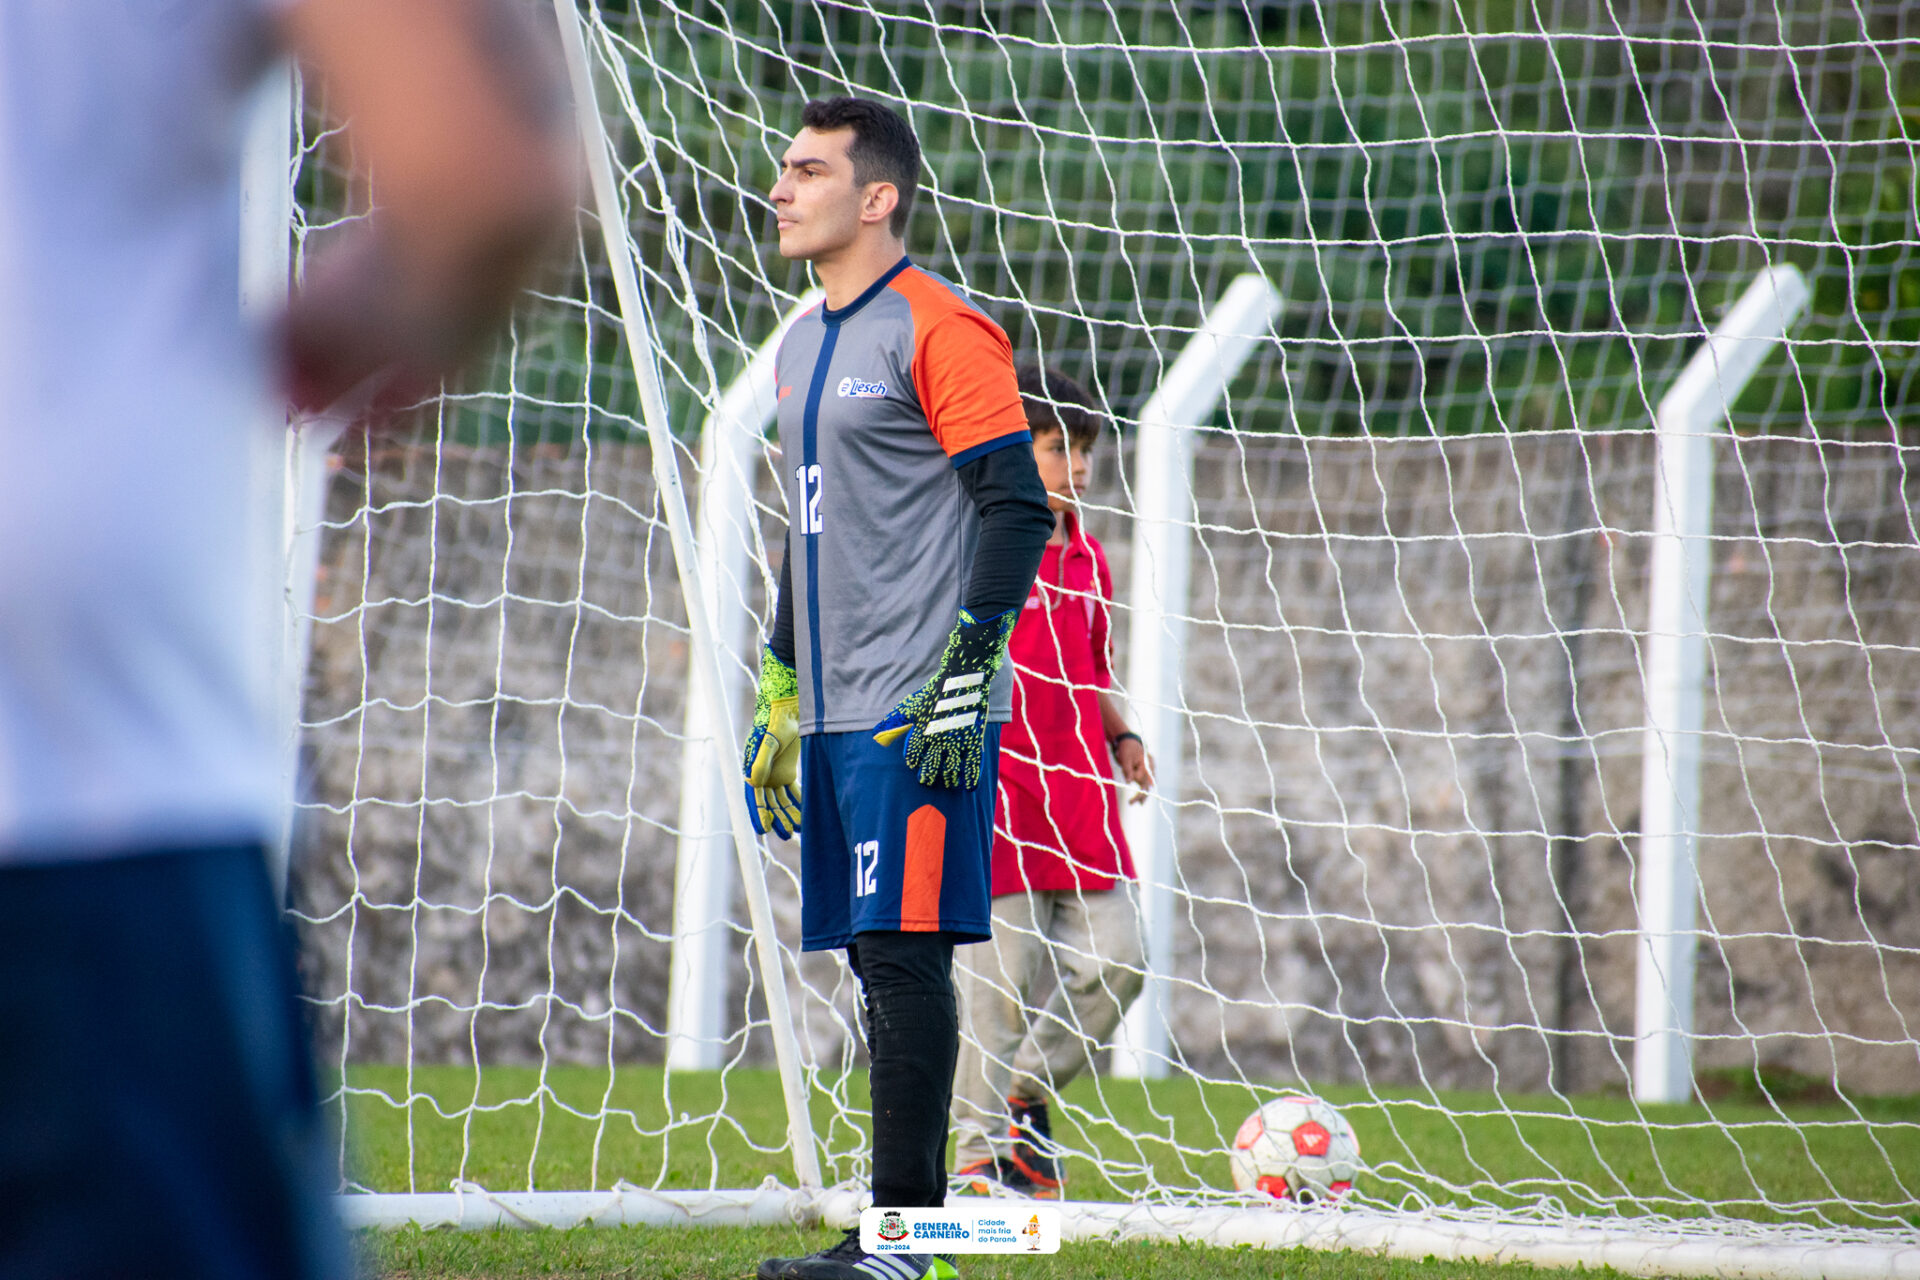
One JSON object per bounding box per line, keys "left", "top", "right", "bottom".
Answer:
{"left": 742, "top": 646, "right": 802, "bottom": 838}
{"left": 872, "top": 608, "right": 1016, "bottom": 790}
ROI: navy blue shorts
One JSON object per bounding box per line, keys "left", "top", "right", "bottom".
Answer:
{"left": 0, "top": 844, "right": 351, "bottom": 1280}
{"left": 799, "top": 726, "right": 1001, "bottom": 951}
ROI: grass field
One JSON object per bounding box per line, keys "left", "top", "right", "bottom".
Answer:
{"left": 335, "top": 1064, "right": 1919, "bottom": 1277}
{"left": 360, "top": 1225, "right": 1613, "bottom": 1280}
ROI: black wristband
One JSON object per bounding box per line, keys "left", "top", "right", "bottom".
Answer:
{"left": 1109, "top": 731, "right": 1143, "bottom": 755}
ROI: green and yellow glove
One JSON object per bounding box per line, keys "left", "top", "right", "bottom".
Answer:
{"left": 872, "top": 608, "right": 1016, "bottom": 790}
{"left": 742, "top": 647, "right": 802, "bottom": 838}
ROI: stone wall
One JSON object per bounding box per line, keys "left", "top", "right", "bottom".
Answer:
{"left": 290, "top": 429, "right": 1920, "bottom": 1094}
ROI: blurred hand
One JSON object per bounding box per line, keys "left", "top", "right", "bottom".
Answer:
{"left": 281, "top": 0, "right": 578, "bottom": 417}
{"left": 281, "top": 228, "right": 467, "bottom": 416}
{"left": 1115, "top": 736, "right": 1154, "bottom": 803}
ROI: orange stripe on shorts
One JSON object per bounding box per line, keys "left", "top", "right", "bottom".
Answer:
{"left": 899, "top": 804, "right": 947, "bottom": 932}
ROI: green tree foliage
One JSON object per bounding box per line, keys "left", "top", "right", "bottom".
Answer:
{"left": 400, "top": 0, "right": 1918, "bottom": 443}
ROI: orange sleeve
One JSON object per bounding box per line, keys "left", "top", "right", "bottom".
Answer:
{"left": 909, "top": 309, "right": 1030, "bottom": 462}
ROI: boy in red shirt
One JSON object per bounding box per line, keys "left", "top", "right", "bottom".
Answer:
{"left": 950, "top": 366, "right": 1155, "bottom": 1199}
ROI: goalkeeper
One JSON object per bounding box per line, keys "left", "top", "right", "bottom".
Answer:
{"left": 742, "top": 97, "right": 1052, "bottom": 1280}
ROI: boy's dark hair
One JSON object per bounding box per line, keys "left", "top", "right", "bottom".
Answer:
{"left": 1017, "top": 364, "right": 1105, "bottom": 448}
{"left": 800, "top": 97, "right": 920, "bottom": 237}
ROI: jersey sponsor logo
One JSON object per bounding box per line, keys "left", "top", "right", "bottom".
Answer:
{"left": 836, "top": 376, "right": 888, "bottom": 399}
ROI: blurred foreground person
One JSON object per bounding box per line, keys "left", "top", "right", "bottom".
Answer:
{"left": 0, "top": 1, "right": 573, "bottom": 1276}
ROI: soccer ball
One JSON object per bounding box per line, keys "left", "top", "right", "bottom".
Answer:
{"left": 1228, "top": 1094, "right": 1361, "bottom": 1203}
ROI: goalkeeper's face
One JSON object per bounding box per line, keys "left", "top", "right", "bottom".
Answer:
{"left": 770, "top": 127, "right": 873, "bottom": 262}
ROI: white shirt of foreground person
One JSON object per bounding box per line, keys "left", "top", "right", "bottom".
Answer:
{"left": 0, "top": 0, "right": 291, "bottom": 861}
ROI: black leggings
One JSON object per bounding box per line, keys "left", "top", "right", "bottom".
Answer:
{"left": 847, "top": 930, "right": 960, "bottom": 1210}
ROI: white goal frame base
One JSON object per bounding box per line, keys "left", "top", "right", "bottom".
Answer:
{"left": 335, "top": 1189, "right": 1920, "bottom": 1280}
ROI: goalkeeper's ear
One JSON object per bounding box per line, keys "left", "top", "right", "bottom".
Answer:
{"left": 280, "top": 0, "right": 579, "bottom": 414}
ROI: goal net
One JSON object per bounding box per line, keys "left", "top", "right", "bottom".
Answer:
{"left": 281, "top": 0, "right": 1919, "bottom": 1270}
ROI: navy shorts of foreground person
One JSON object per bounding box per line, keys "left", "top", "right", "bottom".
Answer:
{"left": 0, "top": 844, "right": 350, "bottom": 1280}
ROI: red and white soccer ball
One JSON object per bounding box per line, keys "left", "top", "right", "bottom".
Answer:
{"left": 1228, "top": 1094, "right": 1361, "bottom": 1204}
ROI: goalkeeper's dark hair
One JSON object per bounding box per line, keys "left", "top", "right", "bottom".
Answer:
{"left": 1016, "top": 364, "right": 1106, "bottom": 449}
{"left": 801, "top": 97, "right": 920, "bottom": 237}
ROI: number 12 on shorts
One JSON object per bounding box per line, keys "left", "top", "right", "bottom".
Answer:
{"left": 853, "top": 840, "right": 879, "bottom": 897}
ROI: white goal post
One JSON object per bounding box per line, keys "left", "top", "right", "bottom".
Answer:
{"left": 1634, "top": 264, "right": 1811, "bottom": 1105}
{"left": 269, "top": 2, "right": 1920, "bottom": 1276}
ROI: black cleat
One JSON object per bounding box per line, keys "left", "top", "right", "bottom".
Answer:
{"left": 756, "top": 1226, "right": 940, "bottom": 1280}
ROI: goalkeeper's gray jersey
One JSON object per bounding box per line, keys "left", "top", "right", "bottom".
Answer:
{"left": 773, "top": 259, "right": 1031, "bottom": 734}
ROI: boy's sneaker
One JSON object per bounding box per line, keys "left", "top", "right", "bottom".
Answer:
{"left": 952, "top": 1155, "right": 1056, "bottom": 1201}
{"left": 756, "top": 1226, "right": 941, "bottom": 1280}
{"left": 1006, "top": 1096, "right": 1063, "bottom": 1196}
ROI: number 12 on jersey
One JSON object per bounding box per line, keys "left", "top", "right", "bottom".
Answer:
{"left": 853, "top": 840, "right": 878, "bottom": 897}
{"left": 795, "top": 464, "right": 823, "bottom": 534}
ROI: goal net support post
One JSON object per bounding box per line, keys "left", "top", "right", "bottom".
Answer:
{"left": 238, "top": 56, "right": 298, "bottom": 900}
{"left": 1111, "top": 273, "right": 1284, "bottom": 1080}
{"left": 242, "top": 54, "right": 349, "bottom": 907}
{"left": 1634, "top": 264, "right": 1810, "bottom": 1105}
{"left": 667, "top": 289, "right": 822, "bottom": 1073}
